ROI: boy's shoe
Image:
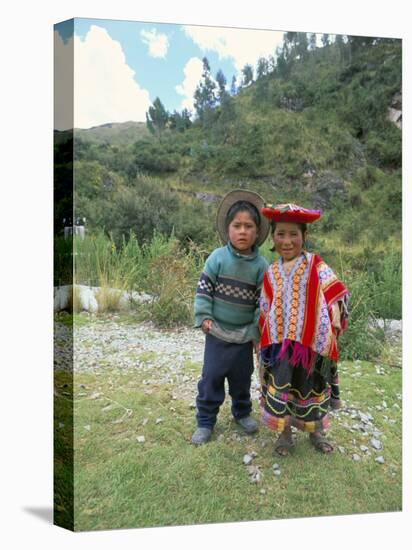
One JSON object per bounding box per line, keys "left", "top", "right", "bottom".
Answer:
{"left": 235, "top": 416, "right": 259, "bottom": 434}
{"left": 191, "top": 427, "right": 212, "bottom": 445}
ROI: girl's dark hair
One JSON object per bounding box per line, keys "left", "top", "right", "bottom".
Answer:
{"left": 270, "top": 221, "right": 307, "bottom": 235}
{"left": 226, "top": 200, "right": 261, "bottom": 228}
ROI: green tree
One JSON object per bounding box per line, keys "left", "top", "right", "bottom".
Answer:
{"left": 321, "top": 33, "right": 330, "bottom": 47}
{"left": 194, "top": 57, "right": 217, "bottom": 122}
{"left": 256, "top": 57, "right": 269, "bottom": 79}
{"left": 296, "top": 32, "right": 309, "bottom": 58}
{"left": 169, "top": 109, "right": 192, "bottom": 132}
{"left": 215, "top": 69, "right": 228, "bottom": 103}
{"left": 334, "top": 33, "right": 346, "bottom": 63}
{"left": 230, "top": 75, "right": 237, "bottom": 96}
{"left": 276, "top": 48, "right": 289, "bottom": 78}
{"left": 308, "top": 33, "right": 317, "bottom": 51}
{"left": 146, "top": 97, "right": 169, "bottom": 142}
{"left": 241, "top": 63, "right": 254, "bottom": 86}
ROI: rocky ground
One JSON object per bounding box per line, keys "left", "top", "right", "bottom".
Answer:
{"left": 55, "top": 313, "right": 402, "bottom": 478}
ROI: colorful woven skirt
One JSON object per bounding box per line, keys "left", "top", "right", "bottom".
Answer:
{"left": 259, "top": 342, "right": 341, "bottom": 433}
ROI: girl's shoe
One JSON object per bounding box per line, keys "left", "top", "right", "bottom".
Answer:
{"left": 309, "top": 432, "right": 334, "bottom": 453}
{"left": 274, "top": 430, "right": 294, "bottom": 457}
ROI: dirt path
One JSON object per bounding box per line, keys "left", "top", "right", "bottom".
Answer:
{"left": 55, "top": 315, "right": 263, "bottom": 403}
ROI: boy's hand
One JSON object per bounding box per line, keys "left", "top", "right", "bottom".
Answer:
{"left": 202, "top": 319, "right": 213, "bottom": 333}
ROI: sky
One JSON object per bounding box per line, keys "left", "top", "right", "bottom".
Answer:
{"left": 54, "top": 18, "right": 328, "bottom": 129}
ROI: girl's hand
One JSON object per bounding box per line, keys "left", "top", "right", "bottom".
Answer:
{"left": 332, "top": 324, "right": 341, "bottom": 338}
{"left": 202, "top": 319, "right": 213, "bottom": 333}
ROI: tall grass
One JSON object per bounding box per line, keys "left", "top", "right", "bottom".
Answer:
{"left": 372, "top": 251, "right": 402, "bottom": 322}
{"left": 74, "top": 231, "right": 144, "bottom": 290}
{"left": 337, "top": 268, "right": 384, "bottom": 361}
{"left": 71, "top": 230, "right": 205, "bottom": 323}
{"left": 64, "top": 230, "right": 401, "bottom": 356}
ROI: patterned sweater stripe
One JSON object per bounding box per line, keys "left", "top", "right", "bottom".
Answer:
{"left": 196, "top": 272, "right": 215, "bottom": 300}
{"left": 194, "top": 243, "right": 269, "bottom": 338}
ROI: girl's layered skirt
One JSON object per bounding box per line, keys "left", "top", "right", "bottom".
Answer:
{"left": 259, "top": 342, "right": 341, "bottom": 433}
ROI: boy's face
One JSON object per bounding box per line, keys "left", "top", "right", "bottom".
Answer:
{"left": 272, "top": 222, "right": 306, "bottom": 261}
{"left": 228, "top": 211, "right": 258, "bottom": 254}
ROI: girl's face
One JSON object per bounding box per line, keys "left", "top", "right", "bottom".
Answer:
{"left": 272, "top": 222, "right": 306, "bottom": 261}
{"left": 228, "top": 210, "right": 258, "bottom": 254}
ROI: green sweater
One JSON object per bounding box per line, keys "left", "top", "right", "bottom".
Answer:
{"left": 194, "top": 242, "right": 269, "bottom": 343}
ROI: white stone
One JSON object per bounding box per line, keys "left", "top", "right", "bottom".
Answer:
{"left": 243, "top": 454, "right": 253, "bottom": 465}
{"left": 78, "top": 286, "right": 99, "bottom": 313}
{"left": 137, "top": 436, "right": 145, "bottom": 443}
{"left": 54, "top": 285, "right": 71, "bottom": 312}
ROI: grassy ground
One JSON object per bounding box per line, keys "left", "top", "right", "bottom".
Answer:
{"left": 54, "top": 343, "right": 402, "bottom": 532}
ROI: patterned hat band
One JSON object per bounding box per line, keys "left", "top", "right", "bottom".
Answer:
{"left": 261, "top": 203, "right": 322, "bottom": 224}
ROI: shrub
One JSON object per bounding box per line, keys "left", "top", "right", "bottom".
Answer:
{"left": 337, "top": 267, "right": 384, "bottom": 361}
{"left": 372, "top": 251, "right": 402, "bottom": 320}
{"left": 145, "top": 238, "right": 202, "bottom": 327}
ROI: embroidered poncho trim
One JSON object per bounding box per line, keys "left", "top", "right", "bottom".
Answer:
{"left": 259, "top": 252, "right": 348, "bottom": 373}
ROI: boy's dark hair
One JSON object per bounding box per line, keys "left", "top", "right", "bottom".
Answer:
{"left": 225, "top": 200, "right": 261, "bottom": 229}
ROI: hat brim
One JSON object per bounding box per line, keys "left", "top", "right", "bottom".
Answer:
{"left": 216, "top": 189, "right": 270, "bottom": 247}
{"left": 261, "top": 207, "right": 321, "bottom": 224}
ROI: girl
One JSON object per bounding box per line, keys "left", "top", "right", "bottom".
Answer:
{"left": 192, "top": 190, "right": 270, "bottom": 445}
{"left": 258, "top": 203, "right": 349, "bottom": 456}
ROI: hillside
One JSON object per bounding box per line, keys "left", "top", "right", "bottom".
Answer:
{"left": 54, "top": 36, "right": 402, "bottom": 285}
{"left": 75, "top": 121, "right": 148, "bottom": 145}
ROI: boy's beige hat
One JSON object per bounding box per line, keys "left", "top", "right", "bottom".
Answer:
{"left": 216, "top": 189, "right": 270, "bottom": 247}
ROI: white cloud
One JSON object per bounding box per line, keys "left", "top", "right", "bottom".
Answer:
{"left": 175, "top": 57, "right": 204, "bottom": 113}
{"left": 54, "top": 30, "right": 74, "bottom": 131}
{"left": 55, "top": 25, "right": 151, "bottom": 129}
{"left": 140, "top": 28, "right": 169, "bottom": 58}
{"left": 182, "top": 25, "right": 284, "bottom": 77}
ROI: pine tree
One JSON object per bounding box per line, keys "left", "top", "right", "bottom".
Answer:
{"left": 215, "top": 69, "right": 228, "bottom": 103}
{"left": 241, "top": 64, "right": 254, "bottom": 86}
{"left": 230, "top": 75, "right": 237, "bottom": 96}
{"left": 309, "top": 33, "right": 317, "bottom": 51}
{"left": 193, "top": 57, "right": 217, "bottom": 122}
{"left": 296, "top": 32, "right": 309, "bottom": 58}
{"left": 169, "top": 109, "right": 192, "bottom": 132}
{"left": 146, "top": 97, "right": 169, "bottom": 141}
{"left": 322, "top": 33, "right": 330, "bottom": 47}
{"left": 276, "top": 48, "right": 289, "bottom": 78}
{"left": 256, "top": 57, "right": 269, "bottom": 79}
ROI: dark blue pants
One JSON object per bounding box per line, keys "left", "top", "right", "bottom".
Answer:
{"left": 196, "top": 333, "right": 254, "bottom": 429}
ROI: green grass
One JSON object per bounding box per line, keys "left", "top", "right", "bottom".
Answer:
{"left": 54, "top": 355, "right": 402, "bottom": 531}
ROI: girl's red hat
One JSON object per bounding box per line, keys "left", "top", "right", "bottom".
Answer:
{"left": 261, "top": 203, "right": 322, "bottom": 224}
